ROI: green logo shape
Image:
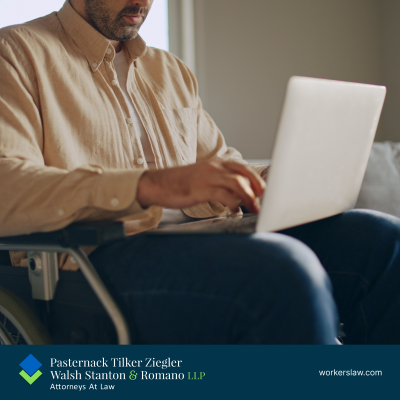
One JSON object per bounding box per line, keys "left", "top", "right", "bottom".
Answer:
{"left": 19, "top": 369, "right": 42, "bottom": 385}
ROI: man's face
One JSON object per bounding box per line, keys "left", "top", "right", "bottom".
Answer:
{"left": 83, "top": 0, "right": 153, "bottom": 41}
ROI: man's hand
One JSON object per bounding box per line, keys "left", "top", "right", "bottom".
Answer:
{"left": 136, "top": 160, "right": 265, "bottom": 214}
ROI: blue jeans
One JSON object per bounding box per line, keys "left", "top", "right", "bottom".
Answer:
{"left": 89, "top": 209, "right": 400, "bottom": 344}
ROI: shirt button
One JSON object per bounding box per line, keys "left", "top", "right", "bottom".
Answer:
{"left": 127, "top": 118, "right": 133, "bottom": 124}
{"left": 92, "top": 63, "right": 98, "bottom": 68}
{"left": 137, "top": 158, "right": 144, "bottom": 165}
{"left": 111, "top": 198, "right": 120, "bottom": 207}
{"left": 111, "top": 80, "right": 118, "bottom": 86}
{"left": 58, "top": 209, "right": 65, "bottom": 216}
{"left": 106, "top": 48, "right": 112, "bottom": 55}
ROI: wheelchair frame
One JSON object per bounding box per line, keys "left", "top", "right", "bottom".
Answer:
{"left": 0, "top": 222, "right": 131, "bottom": 345}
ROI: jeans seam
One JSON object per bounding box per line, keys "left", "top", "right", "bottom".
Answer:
{"left": 329, "top": 271, "right": 370, "bottom": 343}
{"left": 359, "top": 304, "right": 368, "bottom": 344}
{"left": 120, "top": 289, "right": 261, "bottom": 320}
{"left": 328, "top": 271, "right": 371, "bottom": 291}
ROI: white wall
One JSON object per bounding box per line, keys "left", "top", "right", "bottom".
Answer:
{"left": 194, "top": 0, "right": 383, "bottom": 159}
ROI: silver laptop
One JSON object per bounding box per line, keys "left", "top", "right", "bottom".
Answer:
{"left": 153, "top": 76, "right": 386, "bottom": 234}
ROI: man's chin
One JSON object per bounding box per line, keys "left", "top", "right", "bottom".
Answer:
{"left": 107, "top": 28, "right": 140, "bottom": 41}
{"left": 121, "top": 32, "right": 140, "bottom": 41}
{"left": 117, "top": 25, "right": 141, "bottom": 40}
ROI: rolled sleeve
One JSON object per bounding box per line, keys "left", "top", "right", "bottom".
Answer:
{"left": 92, "top": 168, "right": 146, "bottom": 214}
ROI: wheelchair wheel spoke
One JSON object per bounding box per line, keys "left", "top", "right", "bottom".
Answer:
{"left": 0, "top": 286, "right": 52, "bottom": 345}
{"left": 0, "top": 321, "right": 14, "bottom": 345}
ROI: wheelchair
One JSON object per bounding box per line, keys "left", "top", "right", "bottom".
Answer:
{"left": 0, "top": 222, "right": 131, "bottom": 345}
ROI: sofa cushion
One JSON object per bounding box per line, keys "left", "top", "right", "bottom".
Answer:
{"left": 356, "top": 142, "right": 400, "bottom": 217}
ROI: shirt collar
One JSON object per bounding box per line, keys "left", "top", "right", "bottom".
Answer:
{"left": 57, "top": 0, "right": 147, "bottom": 72}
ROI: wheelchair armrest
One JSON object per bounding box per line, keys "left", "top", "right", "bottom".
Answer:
{"left": 0, "top": 221, "right": 126, "bottom": 248}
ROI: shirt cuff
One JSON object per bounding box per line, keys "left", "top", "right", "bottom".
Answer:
{"left": 248, "top": 162, "right": 270, "bottom": 177}
{"left": 91, "top": 168, "right": 147, "bottom": 214}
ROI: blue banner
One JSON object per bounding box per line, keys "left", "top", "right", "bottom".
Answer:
{"left": 0, "top": 345, "right": 397, "bottom": 399}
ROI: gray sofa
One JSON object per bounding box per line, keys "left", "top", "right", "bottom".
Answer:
{"left": 355, "top": 142, "right": 400, "bottom": 217}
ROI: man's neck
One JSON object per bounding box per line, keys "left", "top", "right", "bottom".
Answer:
{"left": 69, "top": 0, "right": 122, "bottom": 52}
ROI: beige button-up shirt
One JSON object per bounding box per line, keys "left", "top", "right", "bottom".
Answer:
{"left": 0, "top": 1, "right": 266, "bottom": 269}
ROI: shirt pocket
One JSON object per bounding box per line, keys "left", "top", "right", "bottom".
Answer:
{"left": 161, "top": 108, "right": 197, "bottom": 165}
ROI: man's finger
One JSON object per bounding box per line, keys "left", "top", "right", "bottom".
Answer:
{"left": 212, "top": 173, "right": 259, "bottom": 214}
{"left": 207, "top": 187, "right": 243, "bottom": 213}
{"left": 221, "top": 162, "right": 265, "bottom": 196}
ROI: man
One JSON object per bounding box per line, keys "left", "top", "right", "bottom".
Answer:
{"left": 0, "top": 0, "right": 399, "bottom": 344}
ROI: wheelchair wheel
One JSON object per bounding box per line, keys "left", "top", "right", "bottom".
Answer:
{"left": 0, "top": 286, "right": 52, "bottom": 345}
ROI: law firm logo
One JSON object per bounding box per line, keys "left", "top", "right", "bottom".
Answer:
{"left": 19, "top": 355, "right": 42, "bottom": 385}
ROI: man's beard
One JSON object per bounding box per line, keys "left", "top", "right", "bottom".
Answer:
{"left": 84, "top": 0, "right": 149, "bottom": 41}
